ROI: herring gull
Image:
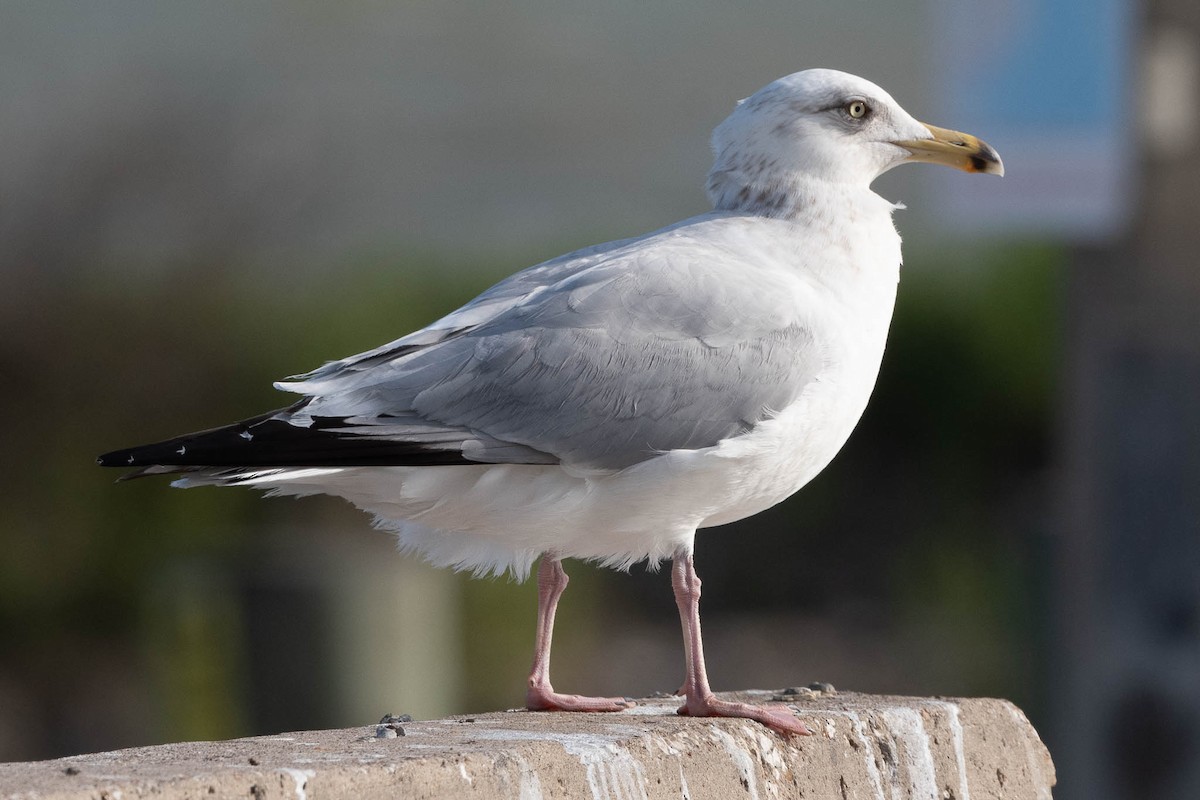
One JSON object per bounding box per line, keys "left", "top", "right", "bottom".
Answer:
{"left": 99, "top": 69, "right": 1002, "bottom": 734}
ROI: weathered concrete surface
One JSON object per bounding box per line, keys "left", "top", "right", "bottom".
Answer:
{"left": 0, "top": 691, "right": 1054, "bottom": 799}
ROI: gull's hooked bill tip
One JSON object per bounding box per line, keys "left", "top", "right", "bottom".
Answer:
{"left": 895, "top": 123, "right": 1004, "bottom": 177}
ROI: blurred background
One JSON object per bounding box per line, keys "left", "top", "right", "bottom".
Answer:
{"left": 1, "top": 2, "right": 1197, "bottom": 798}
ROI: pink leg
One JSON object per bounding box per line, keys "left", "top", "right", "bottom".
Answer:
{"left": 526, "top": 556, "right": 633, "bottom": 713}
{"left": 672, "top": 554, "right": 812, "bottom": 735}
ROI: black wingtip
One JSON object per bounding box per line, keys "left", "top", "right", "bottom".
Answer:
{"left": 97, "top": 450, "right": 159, "bottom": 482}
{"left": 94, "top": 407, "right": 500, "bottom": 471}
{"left": 97, "top": 449, "right": 142, "bottom": 468}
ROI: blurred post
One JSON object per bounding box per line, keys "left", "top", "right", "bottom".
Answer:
{"left": 1056, "top": 1, "right": 1200, "bottom": 797}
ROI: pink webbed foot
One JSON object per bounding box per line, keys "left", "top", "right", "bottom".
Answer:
{"left": 678, "top": 692, "right": 812, "bottom": 735}
{"left": 524, "top": 557, "right": 634, "bottom": 714}
{"left": 669, "top": 554, "right": 813, "bottom": 736}
{"left": 527, "top": 682, "right": 634, "bottom": 713}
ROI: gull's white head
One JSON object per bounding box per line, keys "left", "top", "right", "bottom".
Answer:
{"left": 707, "top": 69, "right": 1002, "bottom": 214}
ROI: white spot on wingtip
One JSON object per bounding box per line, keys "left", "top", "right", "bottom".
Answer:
{"left": 240, "top": 430, "right": 254, "bottom": 440}
{"left": 176, "top": 446, "right": 186, "bottom": 455}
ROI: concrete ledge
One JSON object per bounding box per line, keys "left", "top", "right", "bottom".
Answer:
{"left": 0, "top": 691, "right": 1055, "bottom": 799}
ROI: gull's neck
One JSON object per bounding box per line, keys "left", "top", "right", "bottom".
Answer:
{"left": 706, "top": 164, "right": 891, "bottom": 222}
{"left": 702, "top": 166, "right": 903, "bottom": 303}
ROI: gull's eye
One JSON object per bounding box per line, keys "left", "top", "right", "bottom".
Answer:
{"left": 846, "top": 100, "right": 869, "bottom": 120}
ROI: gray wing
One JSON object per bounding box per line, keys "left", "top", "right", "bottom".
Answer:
{"left": 281, "top": 221, "right": 822, "bottom": 470}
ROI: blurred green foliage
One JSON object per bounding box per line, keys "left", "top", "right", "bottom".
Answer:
{"left": 2, "top": 255, "right": 522, "bottom": 755}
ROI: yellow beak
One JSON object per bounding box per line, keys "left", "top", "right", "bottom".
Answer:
{"left": 895, "top": 123, "right": 1004, "bottom": 176}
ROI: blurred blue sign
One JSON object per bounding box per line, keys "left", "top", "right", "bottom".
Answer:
{"left": 927, "top": 0, "right": 1134, "bottom": 240}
